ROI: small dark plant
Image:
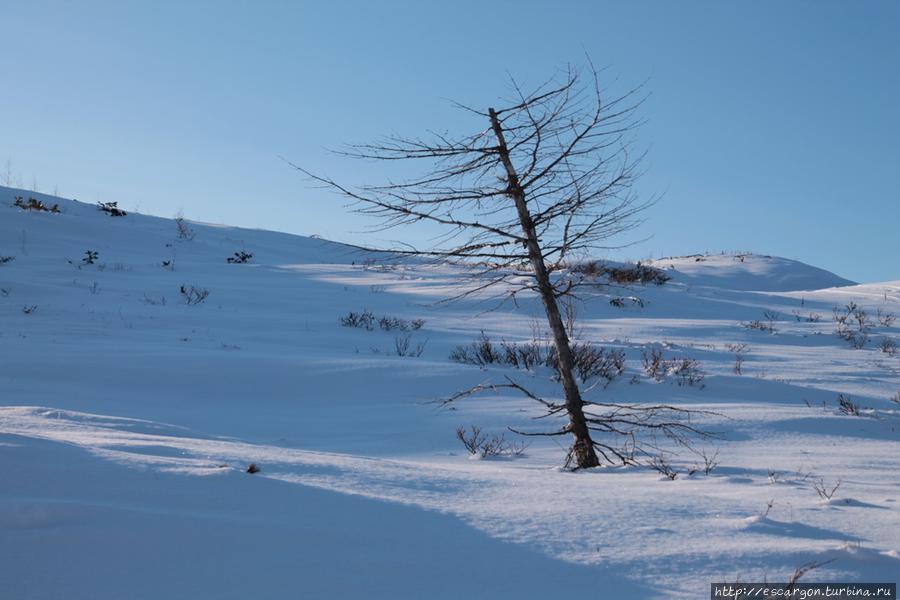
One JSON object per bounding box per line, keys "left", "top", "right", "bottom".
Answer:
{"left": 876, "top": 308, "right": 896, "bottom": 328}
{"left": 726, "top": 343, "right": 749, "bottom": 375}
{"left": 22, "top": 304, "right": 37, "bottom": 314}
{"left": 649, "top": 454, "right": 678, "bottom": 480}
{"left": 82, "top": 250, "right": 99, "bottom": 265}
{"left": 97, "top": 201, "right": 126, "bottom": 216}
{"left": 0, "top": 255, "right": 14, "bottom": 265}
{"left": 878, "top": 337, "right": 898, "bottom": 356}
{"left": 641, "top": 347, "right": 665, "bottom": 380}
{"left": 688, "top": 448, "right": 719, "bottom": 476}
{"left": 14, "top": 196, "right": 59, "bottom": 213}
{"left": 180, "top": 285, "right": 209, "bottom": 305}
{"left": 812, "top": 478, "right": 841, "bottom": 500}
{"left": 393, "top": 333, "right": 427, "bottom": 357}
{"left": 175, "top": 215, "right": 195, "bottom": 240}
{"left": 834, "top": 302, "right": 871, "bottom": 349}
{"left": 836, "top": 394, "right": 861, "bottom": 416}
{"left": 226, "top": 251, "right": 253, "bottom": 264}
{"left": 246, "top": 463, "right": 261, "bottom": 474}
{"left": 455, "top": 426, "right": 527, "bottom": 458}
{"left": 340, "top": 310, "right": 375, "bottom": 330}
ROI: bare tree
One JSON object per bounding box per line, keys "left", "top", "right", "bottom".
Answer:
{"left": 295, "top": 63, "right": 705, "bottom": 469}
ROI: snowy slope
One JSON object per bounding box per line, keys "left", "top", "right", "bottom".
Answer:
{"left": 648, "top": 253, "right": 856, "bottom": 292}
{"left": 1, "top": 187, "right": 898, "bottom": 599}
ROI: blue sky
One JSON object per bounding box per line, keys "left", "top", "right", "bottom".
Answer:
{"left": 2, "top": 1, "right": 898, "bottom": 282}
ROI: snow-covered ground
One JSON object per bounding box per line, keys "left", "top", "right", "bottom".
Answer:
{"left": 1, "top": 187, "right": 897, "bottom": 598}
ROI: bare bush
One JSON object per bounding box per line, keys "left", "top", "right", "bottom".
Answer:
{"left": 834, "top": 302, "right": 871, "bottom": 349}
{"left": 378, "top": 315, "right": 425, "bottom": 332}
{"left": 668, "top": 358, "right": 705, "bottom": 387}
{"left": 14, "top": 196, "right": 59, "bottom": 213}
{"left": 792, "top": 310, "right": 822, "bottom": 323}
{"left": 179, "top": 285, "right": 209, "bottom": 305}
{"left": 649, "top": 454, "right": 678, "bottom": 480}
{"left": 836, "top": 394, "right": 861, "bottom": 416}
{"left": 689, "top": 448, "right": 719, "bottom": 476}
{"left": 573, "top": 260, "right": 669, "bottom": 285}
{"left": 226, "top": 251, "right": 253, "bottom": 264}
{"left": 0, "top": 255, "right": 14, "bottom": 265}
{"left": 82, "top": 250, "right": 99, "bottom": 265}
{"left": 726, "top": 343, "right": 749, "bottom": 375}
{"left": 22, "top": 304, "right": 37, "bottom": 314}
{"left": 455, "top": 425, "right": 527, "bottom": 458}
{"left": 786, "top": 559, "right": 835, "bottom": 596}
{"left": 393, "top": 334, "right": 427, "bottom": 357}
{"left": 547, "top": 343, "right": 626, "bottom": 386}
{"left": 641, "top": 347, "right": 665, "bottom": 380}
{"left": 452, "top": 333, "right": 624, "bottom": 385}
{"left": 97, "top": 201, "right": 126, "bottom": 217}
{"left": 609, "top": 296, "right": 645, "bottom": 308}
{"left": 812, "top": 478, "right": 841, "bottom": 500}
{"left": 340, "top": 310, "right": 375, "bottom": 330}
{"left": 175, "top": 215, "right": 195, "bottom": 240}
{"left": 744, "top": 319, "right": 776, "bottom": 334}
{"left": 449, "top": 331, "right": 501, "bottom": 367}
{"left": 879, "top": 337, "right": 898, "bottom": 356}
{"left": 876, "top": 308, "right": 896, "bottom": 328}
{"left": 640, "top": 347, "right": 703, "bottom": 386}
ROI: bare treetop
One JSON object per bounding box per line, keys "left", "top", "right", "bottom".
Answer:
{"left": 293, "top": 63, "right": 650, "bottom": 299}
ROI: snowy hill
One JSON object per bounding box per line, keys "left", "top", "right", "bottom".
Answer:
{"left": 1, "top": 186, "right": 898, "bottom": 599}
{"left": 647, "top": 253, "right": 856, "bottom": 292}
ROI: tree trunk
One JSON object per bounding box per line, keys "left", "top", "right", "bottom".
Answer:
{"left": 488, "top": 108, "right": 600, "bottom": 469}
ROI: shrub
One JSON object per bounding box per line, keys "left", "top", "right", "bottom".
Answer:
{"left": 877, "top": 309, "right": 896, "bottom": 328}
{"left": 879, "top": 337, "right": 898, "bottom": 356}
{"left": 641, "top": 347, "right": 665, "bottom": 380}
{"left": 812, "top": 478, "right": 841, "bottom": 500}
{"left": 82, "top": 250, "right": 99, "bottom": 265}
{"left": 393, "top": 334, "right": 427, "bottom": 357}
{"left": 834, "top": 302, "right": 871, "bottom": 349}
{"left": 573, "top": 260, "right": 669, "bottom": 285}
{"left": 0, "top": 256, "right": 14, "bottom": 265}
{"left": 378, "top": 315, "right": 425, "bottom": 332}
{"left": 175, "top": 215, "right": 195, "bottom": 240}
{"left": 22, "top": 304, "right": 37, "bottom": 314}
{"left": 609, "top": 296, "right": 645, "bottom": 308}
{"left": 97, "top": 201, "right": 126, "bottom": 216}
{"left": 726, "top": 343, "right": 749, "bottom": 375}
{"left": 451, "top": 333, "right": 624, "bottom": 385}
{"left": 246, "top": 463, "right": 260, "bottom": 474}
{"left": 340, "top": 310, "right": 375, "bottom": 330}
{"left": 792, "top": 310, "right": 822, "bottom": 322}
{"left": 744, "top": 319, "right": 776, "bottom": 334}
{"left": 455, "top": 426, "right": 527, "bottom": 458}
{"left": 449, "top": 331, "right": 500, "bottom": 367}
{"left": 688, "top": 449, "right": 719, "bottom": 476}
{"left": 667, "top": 358, "right": 705, "bottom": 387}
{"left": 648, "top": 454, "right": 678, "bottom": 480}
{"left": 14, "top": 196, "right": 59, "bottom": 213}
{"left": 836, "top": 394, "right": 861, "bottom": 416}
{"left": 640, "top": 347, "right": 704, "bottom": 387}
{"left": 226, "top": 251, "right": 253, "bottom": 264}
{"left": 547, "top": 343, "right": 626, "bottom": 386}
{"left": 180, "top": 285, "right": 209, "bottom": 305}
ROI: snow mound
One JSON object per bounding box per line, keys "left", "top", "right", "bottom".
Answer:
{"left": 647, "top": 253, "right": 855, "bottom": 292}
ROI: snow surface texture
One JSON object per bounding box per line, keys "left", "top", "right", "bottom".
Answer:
{"left": 1, "top": 187, "right": 897, "bottom": 598}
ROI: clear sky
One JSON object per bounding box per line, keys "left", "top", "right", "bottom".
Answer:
{"left": 2, "top": 1, "right": 898, "bottom": 282}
